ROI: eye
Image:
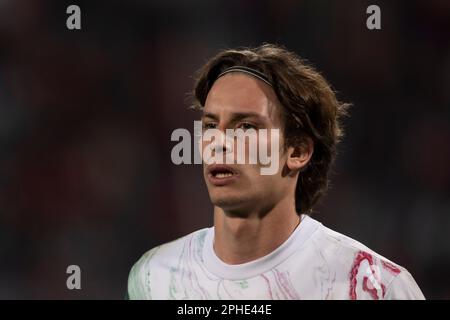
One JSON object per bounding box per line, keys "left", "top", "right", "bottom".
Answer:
{"left": 237, "top": 122, "right": 257, "bottom": 130}
{"left": 202, "top": 122, "right": 217, "bottom": 130}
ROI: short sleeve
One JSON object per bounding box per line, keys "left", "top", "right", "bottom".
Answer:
{"left": 384, "top": 270, "right": 425, "bottom": 300}
{"left": 127, "top": 248, "right": 158, "bottom": 300}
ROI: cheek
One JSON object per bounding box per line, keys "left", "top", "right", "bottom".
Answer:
{"left": 200, "top": 140, "right": 207, "bottom": 153}
{"left": 199, "top": 133, "right": 208, "bottom": 152}
{"left": 246, "top": 171, "right": 283, "bottom": 199}
{"left": 256, "top": 130, "right": 283, "bottom": 174}
{"left": 235, "top": 130, "right": 281, "bottom": 165}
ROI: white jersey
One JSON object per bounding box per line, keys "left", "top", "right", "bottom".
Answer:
{"left": 128, "top": 215, "right": 425, "bottom": 300}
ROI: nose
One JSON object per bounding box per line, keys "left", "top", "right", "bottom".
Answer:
{"left": 209, "top": 131, "right": 233, "bottom": 154}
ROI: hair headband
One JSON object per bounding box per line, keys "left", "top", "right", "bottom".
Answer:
{"left": 216, "top": 66, "right": 272, "bottom": 87}
{"left": 210, "top": 66, "right": 302, "bottom": 129}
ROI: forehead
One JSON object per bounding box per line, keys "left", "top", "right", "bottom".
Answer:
{"left": 203, "top": 73, "right": 281, "bottom": 123}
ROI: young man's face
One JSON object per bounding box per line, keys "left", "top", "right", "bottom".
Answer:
{"left": 201, "top": 73, "right": 294, "bottom": 216}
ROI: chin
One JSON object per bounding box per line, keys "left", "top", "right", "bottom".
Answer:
{"left": 210, "top": 194, "right": 241, "bottom": 208}
{"left": 209, "top": 192, "right": 255, "bottom": 214}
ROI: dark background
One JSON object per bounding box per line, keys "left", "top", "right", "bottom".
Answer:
{"left": 0, "top": 0, "right": 449, "bottom": 299}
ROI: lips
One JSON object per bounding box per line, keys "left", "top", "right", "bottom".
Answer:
{"left": 206, "top": 164, "right": 239, "bottom": 186}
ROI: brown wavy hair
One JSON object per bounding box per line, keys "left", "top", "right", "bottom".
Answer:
{"left": 191, "top": 44, "right": 349, "bottom": 214}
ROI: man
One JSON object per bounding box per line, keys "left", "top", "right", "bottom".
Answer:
{"left": 127, "top": 44, "right": 424, "bottom": 299}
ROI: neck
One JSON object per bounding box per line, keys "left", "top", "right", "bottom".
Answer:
{"left": 213, "top": 196, "right": 301, "bottom": 264}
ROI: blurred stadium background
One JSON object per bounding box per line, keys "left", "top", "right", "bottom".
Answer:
{"left": 0, "top": 0, "right": 449, "bottom": 299}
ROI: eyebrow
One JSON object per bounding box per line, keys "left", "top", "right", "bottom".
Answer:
{"left": 201, "top": 111, "right": 266, "bottom": 123}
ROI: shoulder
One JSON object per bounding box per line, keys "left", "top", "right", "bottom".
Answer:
{"left": 307, "top": 217, "right": 425, "bottom": 300}
{"left": 127, "top": 228, "right": 210, "bottom": 300}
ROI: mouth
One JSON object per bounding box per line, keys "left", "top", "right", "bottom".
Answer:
{"left": 206, "top": 164, "right": 238, "bottom": 186}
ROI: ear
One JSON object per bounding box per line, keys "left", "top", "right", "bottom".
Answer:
{"left": 286, "top": 137, "right": 314, "bottom": 173}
